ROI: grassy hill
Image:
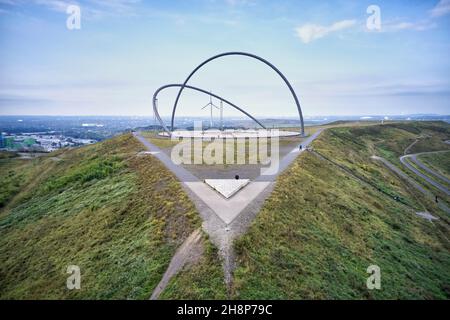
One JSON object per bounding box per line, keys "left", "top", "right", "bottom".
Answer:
{"left": 1, "top": 122, "right": 448, "bottom": 300}
{"left": 345, "top": 121, "right": 450, "bottom": 207}
{"left": 349, "top": 121, "right": 450, "bottom": 162}
{"left": 0, "top": 134, "right": 225, "bottom": 299}
{"left": 232, "top": 122, "right": 450, "bottom": 299}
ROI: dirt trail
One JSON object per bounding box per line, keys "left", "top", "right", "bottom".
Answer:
{"left": 404, "top": 139, "right": 419, "bottom": 155}
{"left": 150, "top": 228, "right": 203, "bottom": 300}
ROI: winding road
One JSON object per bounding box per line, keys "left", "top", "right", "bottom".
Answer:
{"left": 372, "top": 134, "right": 450, "bottom": 215}
{"left": 371, "top": 155, "right": 450, "bottom": 214}
{"left": 400, "top": 152, "right": 449, "bottom": 196}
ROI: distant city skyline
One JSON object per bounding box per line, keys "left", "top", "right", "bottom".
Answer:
{"left": 0, "top": 0, "right": 449, "bottom": 117}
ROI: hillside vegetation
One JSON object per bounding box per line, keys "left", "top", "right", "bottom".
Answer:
{"left": 362, "top": 122, "right": 450, "bottom": 162}
{"left": 1, "top": 122, "right": 448, "bottom": 300}
{"left": 0, "top": 134, "right": 205, "bottom": 299}
{"left": 347, "top": 121, "right": 450, "bottom": 206}
{"left": 233, "top": 122, "right": 450, "bottom": 299}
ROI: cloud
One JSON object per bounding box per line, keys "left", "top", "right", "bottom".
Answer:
{"left": 430, "top": 0, "right": 450, "bottom": 17}
{"left": 295, "top": 20, "right": 356, "bottom": 43}
{"left": 0, "top": 0, "right": 142, "bottom": 18}
{"left": 382, "top": 20, "right": 436, "bottom": 32}
{"left": 377, "top": 1, "right": 448, "bottom": 34}
{"left": 0, "top": 0, "right": 75, "bottom": 12}
{"left": 299, "top": 76, "right": 450, "bottom": 98}
{"left": 34, "top": 0, "right": 74, "bottom": 13}
{"left": 88, "top": 0, "right": 140, "bottom": 15}
{"left": 224, "top": 0, "right": 255, "bottom": 6}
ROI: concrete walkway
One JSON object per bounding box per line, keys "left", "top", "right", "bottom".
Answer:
{"left": 134, "top": 130, "right": 322, "bottom": 225}
{"left": 134, "top": 129, "right": 323, "bottom": 296}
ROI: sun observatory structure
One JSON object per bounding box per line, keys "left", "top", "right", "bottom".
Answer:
{"left": 152, "top": 52, "right": 305, "bottom": 138}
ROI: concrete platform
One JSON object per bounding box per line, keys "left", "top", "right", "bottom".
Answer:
{"left": 204, "top": 178, "right": 250, "bottom": 199}
{"left": 134, "top": 129, "right": 323, "bottom": 224}
{"left": 159, "top": 129, "right": 300, "bottom": 139}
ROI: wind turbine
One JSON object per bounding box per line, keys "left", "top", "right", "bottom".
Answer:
{"left": 201, "top": 92, "right": 219, "bottom": 129}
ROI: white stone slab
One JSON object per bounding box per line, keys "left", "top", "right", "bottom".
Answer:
{"left": 415, "top": 211, "right": 438, "bottom": 221}
{"left": 204, "top": 179, "right": 250, "bottom": 199}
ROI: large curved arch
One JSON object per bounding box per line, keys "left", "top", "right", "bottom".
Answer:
{"left": 153, "top": 84, "right": 267, "bottom": 135}
{"left": 170, "top": 52, "right": 305, "bottom": 135}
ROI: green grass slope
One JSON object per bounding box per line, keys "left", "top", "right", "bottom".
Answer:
{"left": 347, "top": 121, "right": 450, "bottom": 207}
{"left": 363, "top": 121, "right": 450, "bottom": 163}
{"left": 233, "top": 122, "right": 450, "bottom": 299}
{"left": 0, "top": 134, "right": 203, "bottom": 299}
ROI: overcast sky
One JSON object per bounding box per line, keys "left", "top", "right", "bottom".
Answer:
{"left": 0, "top": 0, "right": 449, "bottom": 117}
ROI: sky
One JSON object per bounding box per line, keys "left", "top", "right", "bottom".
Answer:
{"left": 0, "top": 0, "right": 449, "bottom": 118}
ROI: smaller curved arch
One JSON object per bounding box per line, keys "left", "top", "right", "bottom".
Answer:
{"left": 153, "top": 84, "right": 267, "bottom": 135}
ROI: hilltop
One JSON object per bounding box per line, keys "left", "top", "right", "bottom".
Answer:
{"left": 0, "top": 121, "right": 449, "bottom": 299}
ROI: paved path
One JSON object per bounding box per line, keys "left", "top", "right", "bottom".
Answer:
{"left": 400, "top": 154, "right": 450, "bottom": 196}
{"left": 134, "top": 129, "right": 323, "bottom": 296}
{"left": 134, "top": 130, "right": 322, "bottom": 225}
{"left": 404, "top": 152, "right": 450, "bottom": 186}
{"left": 371, "top": 156, "right": 428, "bottom": 194}
{"left": 371, "top": 155, "right": 450, "bottom": 214}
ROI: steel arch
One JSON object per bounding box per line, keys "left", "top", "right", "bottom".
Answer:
{"left": 153, "top": 84, "right": 266, "bottom": 134}
{"left": 170, "top": 52, "right": 305, "bottom": 135}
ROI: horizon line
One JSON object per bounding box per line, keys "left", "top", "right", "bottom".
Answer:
{"left": 0, "top": 113, "right": 449, "bottom": 118}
